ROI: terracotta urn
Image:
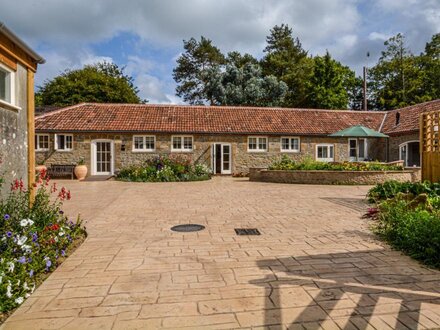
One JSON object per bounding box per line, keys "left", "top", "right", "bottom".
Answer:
{"left": 74, "top": 165, "right": 88, "bottom": 180}
{"left": 35, "top": 165, "right": 47, "bottom": 173}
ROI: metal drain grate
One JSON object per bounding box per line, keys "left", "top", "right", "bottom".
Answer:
{"left": 171, "top": 224, "right": 205, "bottom": 232}
{"left": 235, "top": 228, "right": 261, "bottom": 235}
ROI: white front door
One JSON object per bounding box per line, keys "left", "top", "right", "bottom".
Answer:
{"left": 91, "top": 140, "right": 114, "bottom": 175}
{"left": 211, "top": 143, "right": 232, "bottom": 174}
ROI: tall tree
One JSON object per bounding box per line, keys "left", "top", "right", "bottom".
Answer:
{"left": 261, "top": 24, "right": 312, "bottom": 107}
{"left": 204, "top": 63, "right": 287, "bottom": 107}
{"left": 173, "top": 37, "right": 225, "bottom": 104}
{"left": 369, "top": 33, "right": 424, "bottom": 110}
{"left": 37, "top": 62, "right": 143, "bottom": 106}
{"left": 226, "top": 51, "right": 258, "bottom": 68}
{"left": 305, "top": 51, "right": 356, "bottom": 109}
{"left": 420, "top": 33, "right": 440, "bottom": 101}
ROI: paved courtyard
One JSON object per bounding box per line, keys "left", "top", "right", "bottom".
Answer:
{"left": 3, "top": 178, "right": 440, "bottom": 329}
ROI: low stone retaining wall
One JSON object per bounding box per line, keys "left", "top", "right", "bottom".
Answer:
{"left": 249, "top": 168, "right": 421, "bottom": 185}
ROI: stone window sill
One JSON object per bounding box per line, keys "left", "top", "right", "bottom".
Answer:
{"left": 0, "top": 99, "right": 21, "bottom": 112}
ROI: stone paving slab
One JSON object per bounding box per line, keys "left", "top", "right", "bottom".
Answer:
{"left": 2, "top": 177, "right": 440, "bottom": 329}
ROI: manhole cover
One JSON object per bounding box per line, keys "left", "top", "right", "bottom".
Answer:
{"left": 171, "top": 224, "right": 205, "bottom": 232}
{"left": 235, "top": 228, "right": 261, "bottom": 235}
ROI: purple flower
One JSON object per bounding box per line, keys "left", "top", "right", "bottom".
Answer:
{"left": 32, "top": 233, "right": 38, "bottom": 242}
{"left": 29, "top": 269, "right": 34, "bottom": 277}
{"left": 27, "top": 257, "right": 32, "bottom": 263}
{"left": 59, "top": 210, "right": 64, "bottom": 215}
{"left": 18, "top": 256, "right": 26, "bottom": 264}
{"left": 46, "top": 259, "right": 52, "bottom": 268}
{"left": 4, "top": 214, "right": 10, "bottom": 220}
{"left": 61, "top": 250, "right": 66, "bottom": 257}
{"left": 6, "top": 231, "right": 12, "bottom": 238}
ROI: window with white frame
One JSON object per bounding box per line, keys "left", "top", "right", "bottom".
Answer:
{"left": 248, "top": 137, "right": 267, "bottom": 152}
{"left": 316, "top": 144, "right": 334, "bottom": 162}
{"left": 132, "top": 135, "right": 155, "bottom": 151}
{"left": 171, "top": 136, "right": 193, "bottom": 152}
{"left": 281, "top": 137, "right": 300, "bottom": 152}
{"left": 55, "top": 134, "right": 73, "bottom": 151}
{"left": 35, "top": 134, "right": 49, "bottom": 151}
{"left": 0, "top": 63, "right": 15, "bottom": 106}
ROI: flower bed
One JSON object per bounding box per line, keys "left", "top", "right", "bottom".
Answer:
{"left": 0, "top": 171, "right": 86, "bottom": 320}
{"left": 250, "top": 156, "right": 418, "bottom": 185}
{"left": 269, "top": 156, "right": 404, "bottom": 171}
{"left": 116, "top": 155, "right": 211, "bottom": 182}
{"left": 367, "top": 181, "right": 440, "bottom": 268}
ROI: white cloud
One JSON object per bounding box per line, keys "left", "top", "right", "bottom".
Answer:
{"left": 368, "top": 32, "right": 391, "bottom": 41}
{"left": 1, "top": 0, "right": 438, "bottom": 101}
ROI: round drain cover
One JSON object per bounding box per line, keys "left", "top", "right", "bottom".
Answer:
{"left": 171, "top": 224, "right": 205, "bottom": 232}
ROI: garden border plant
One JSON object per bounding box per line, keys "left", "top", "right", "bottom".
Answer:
{"left": 367, "top": 180, "right": 440, "bottom": 268}
{"left": 0, "top": 170, "right": 87, "bottom": 323}
{"left": 116, "top": 155, "right": 212, "bottom": 182}
{"left": 269, "top": 155, "right": 404, "bottom": 172}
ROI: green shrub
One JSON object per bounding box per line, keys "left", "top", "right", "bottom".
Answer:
{"left": 373, "top": 195, "right": 440, "bottom": 267}
{"left": 367, "top": 180, "right": 440, "bottom": 202}
{"left": 269, "top": 155, "right": 404, "bottom": 172}
{"left": 116, "top": 155, "right": 211, "bottom": 182}
{"left": 0, "top": 171, "right": 86, "bottom": 312}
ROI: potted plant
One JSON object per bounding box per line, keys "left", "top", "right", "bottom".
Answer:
{"left": 74, "top": 158, "right": 88, "bottom": 180}
{"left": 35, "top": 159, "right": 47, "bottom": 173}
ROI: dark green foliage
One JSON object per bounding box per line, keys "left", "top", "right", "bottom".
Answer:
{"left": 368, "top": 33, "right": 434, "bottom": 110}
{"left": 116, "top": 155, "right": 211, "bottom": 182}
{"left": 173, "top": 28, "right": 439, "bottom": 110}
{"left": 261, "top": 24, "right": 312, "bottom": 107}
{"left": 173, "top": 37, "right": 226, "bottom": 105}
{"left": 226, "top": 51, "right": 259, "bottom": 68}
{"left": 420, "top": 33, "right": 440, "bottom": 102}
{"left": 305, "top": 51, "right": 357, "bottom": 109}
{"left": 373, "top": 193, "right": 440, "bottom": 268}
{"left": 367, "top": 180, "right": 440, "bottom": 202}
{"left": 368, "top": 180, "right": 440, "bottom": 268}
{"left": 269, "top": 156, "right": 403, "bottom": 171}
{"left": 37, "top": 62, "right": 143, "bottom": 106}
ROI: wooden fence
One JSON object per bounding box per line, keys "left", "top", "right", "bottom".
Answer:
{"left": 420, "top": 110, "right": 440, "bottom": 182}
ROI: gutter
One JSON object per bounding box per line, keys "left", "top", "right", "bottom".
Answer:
{"left": 0, "top": 22, "right": 45, "bottom": 64}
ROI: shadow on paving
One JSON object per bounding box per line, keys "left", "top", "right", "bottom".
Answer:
{"left": 320, "top": 197, "right": 368, "bottom": 213}
{"left": 250, "top": 249, "right": 440, "bottom": 329}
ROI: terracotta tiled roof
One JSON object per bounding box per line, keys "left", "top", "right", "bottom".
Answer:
{"left": 36, "top": 103, "right": 386, "bottom": 136}
{"left": 381, "top": 100, "right": 440, "bottom": 136}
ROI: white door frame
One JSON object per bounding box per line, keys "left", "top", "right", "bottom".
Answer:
{"left": 399, "top": 140, "right": 420, "bottom": 167}
{"left": 211, "top": 143, "right": 232, "bottom": 174}
{"left": 91, "top": 139, "right": 115, "bottom": 175}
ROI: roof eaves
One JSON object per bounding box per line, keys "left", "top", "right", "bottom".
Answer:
{"left": 0, "top": 22, "right": 45, "bottom": 64}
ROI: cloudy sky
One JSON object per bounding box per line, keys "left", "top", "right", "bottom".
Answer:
{"left": 2, "top": 0, "right": 439, "bottom": 103}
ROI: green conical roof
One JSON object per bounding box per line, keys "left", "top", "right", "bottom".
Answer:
{"left": 329, "top": 125, "right": 388, "bottom": 138}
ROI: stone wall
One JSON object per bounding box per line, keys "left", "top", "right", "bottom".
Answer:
{"left": 0, "top": 64, "right": 28, "bottom": 195}
{"left": 36, "top": 133, "right": 389, "bottom": 176}
{"left": 249, "top": 168, "right": 421, "bottom": 185}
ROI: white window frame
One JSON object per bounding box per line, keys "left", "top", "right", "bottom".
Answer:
{"left": 35, "top": 134, "right": 50, "bottom": 152}
{"left": 316, "top": 144, "right": 334, "bottom": 162}
{"left": 54, "top": 134, "right": 73, "bottom": 151}
{"left": 132, "top": 135, "right": 156, "bottom": 152}
{"left": 348, "top": 138, "right": 368, "bottom": 161}
{"left": 171, "top": 135, "right": 193, "bottom": 152}
{"left": 0, "top": 62, "right": 18, "bottom": 110}
{"left": 280, "top": 136, "right": 300, "bottom": 153}
{"left": 247, "top": 136, "right": 268, "bottom": 152}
